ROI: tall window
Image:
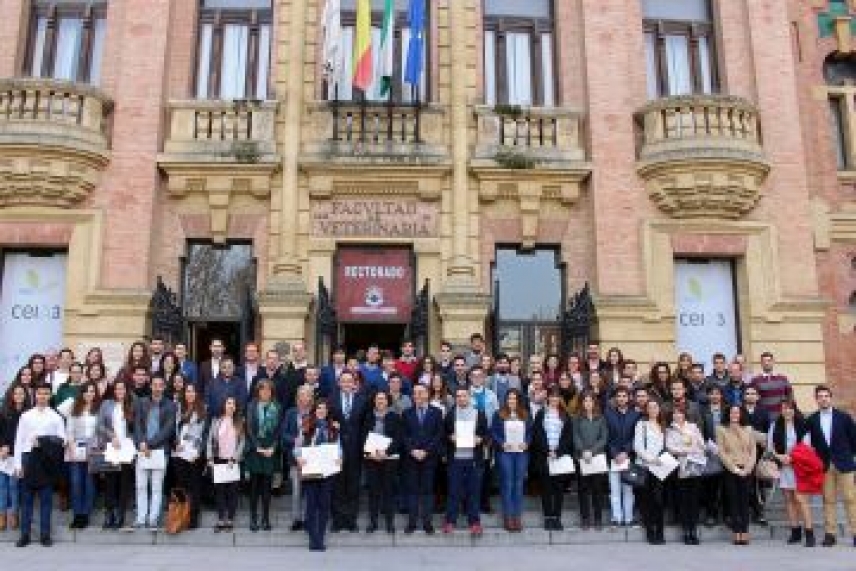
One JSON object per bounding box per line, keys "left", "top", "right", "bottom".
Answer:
{"left": 483, "top": 0, "right": 555, "bottom": 107}
{"left": 331, "top": 0, "right": 427, "bottom": 103}
{"left": 642, "top": 0, "right": 717, "bottom": 99}
{"left": 824, "top": 55, "right": 856, "bottom": 171}
{"left": 195, "top": 0, "right": 272, "bottom": 100}
{"left": 26, "top": 1, "right": 107, "bottom": 85}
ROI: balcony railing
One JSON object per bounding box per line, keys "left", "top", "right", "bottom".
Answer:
{"left": 162, "top": 99, "right": 278, "bottom": 163}
{"left": 473, "top": 106, "right": 586, "bottom": 167}
{"left": 0, "top": 77, "right": 111, "bottom": 153}
{"left": 636, "top": 94, "right": 765, "bottom": 163}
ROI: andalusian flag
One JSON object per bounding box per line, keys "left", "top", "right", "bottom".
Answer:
{"left": 378, "top": 0, "right": 395, "bottom": 98}
{"left": 352, "top": 0, "right": 373, "bottom": 92}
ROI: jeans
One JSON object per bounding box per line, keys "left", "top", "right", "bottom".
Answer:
{"left": 135, "top": 464, "right": 166, "bottom": 526}
{"left": 446, "top": 458, "right": 482, "bottom": 525}
{"left": 305, "top": 478, "right": 333, "bottom": 549}
{"left": 68, "top": 461, "right": 96, "bottom": 516}
{"left": 21, "top": 484, "right": 53, "bottom": 538}
{"left": 0, "top": 472, "right": 20, "bottom": 513}
{"left": 608, "top": 470, "right": 635, "bottom": 524}
{"left": 497, "top": 451, "right": 528, "bottom": 517}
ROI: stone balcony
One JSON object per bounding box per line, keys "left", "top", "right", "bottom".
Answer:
{"left": 470, "top": 105, "right": 591, "bottom": 248}
{"left": 158, "top": 99, "right": 280, "bottom": 242}
{"left": 635, "top": 94, "right": 770, "bottom": 219}
{"left": 0, "top": 77, "right": 112, "bottom": 207}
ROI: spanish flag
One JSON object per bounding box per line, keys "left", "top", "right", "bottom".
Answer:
{"left": 352, "top": 0, "right": 373, "bottom": 92}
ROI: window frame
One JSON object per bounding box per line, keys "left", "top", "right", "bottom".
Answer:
{"left": 194, "top": 3, "right": 273, "bottom": 100}
{"left": 24, "top": 1, "right": 108, "bottom": 85}
{"left": 643, "top": 19, "right": 718, "bottom": 99}
{"left": 483, "top": 12, "right": 556, "bottom": 107}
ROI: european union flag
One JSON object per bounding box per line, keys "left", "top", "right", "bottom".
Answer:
{"left": 404, "top": 0, "right": 425, "bottom": 86}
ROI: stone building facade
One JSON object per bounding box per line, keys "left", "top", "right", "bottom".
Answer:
{"left": 0, "top": 0, "right": 850, "bottom": 405}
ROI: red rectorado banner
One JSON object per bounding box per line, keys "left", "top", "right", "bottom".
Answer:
{"left": 336, "top": 248, "right": 413, "bottom": 323}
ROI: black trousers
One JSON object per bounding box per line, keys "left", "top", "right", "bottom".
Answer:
{"left": 172, "top": 458, "right": 204, "bottom": 525}
{"left": 540, "top": 473, "right": 567, "bottom": 519}
{"left": 723, "top": 471, "right": 751, "bottom": 533}
{"left": 405, "top": 458, "right": 437, "bottom": 525}
{"left": 701, "top": 473, "right": 725, "bottom": 519}
{"left": 104, "top": 464, "right": 134, "bottom": 520}
{"left": 674, "top": 477, "right": 701, "bottom": 530}
{"left": 249, "top": 473, "right": 273, "bottom": 521}
{"left": 641, "top": 474, "right": 665, "bottom": 537}
{"left": 215, "top": 482, "right": 239, "bottom": 520}
{"left": 332, "top": 454, "right": 361, "bottom": 528}
{"left": 365, "top": 459, "right": 398, "bottom": 524}
{"left": 579, "top": 473, "right": 607, "bottom": 523}
{"left": 305, "top": 478, "right": 332, "bottom": 549}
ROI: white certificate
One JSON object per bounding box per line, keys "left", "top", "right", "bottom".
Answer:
{"left": 455, "top": 420, "right": 476, "bottom": 449}
{"left": 610, "top": 458, "right": 630, "bottom": 472}
{"left": 176, "top": 445, "right": 199, "bottom": 463}
{"left": 212, "top": 462, "right": 241, "bottom": 484}
{"left": 579, "top": 453, "right": 609, "bottom": 475}
{"left": 364, "top": 432, "right": 392, "bottom": 455}
{"left": 137, "top": 449, "right": 166, "bottom": 470}
{"left": 104, "top": 438, "right": 136, "bottom": 464}
{"left": 648, "top": 452, "right": 680, "bottom": 481}
{"left": 0, "top": 456, "right": 14, "bottom": 475}
{"left": 301, "top": 444, "right": 341, "bottom": 478}
{"left": 72, "top": 440, "right": 88, "bottom": 462}
{"left": 548, "top": 455, "right": 576, "bottom": 475}
{"left": 505, "top": 420, "right": 525, "bottom": 447}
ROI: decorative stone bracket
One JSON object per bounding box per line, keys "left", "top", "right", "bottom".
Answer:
{"left": 302, "top": 162, "right": 447, "bottom": 201}
{"left": 473, "top": 168, "right": 589, "bottom": 249}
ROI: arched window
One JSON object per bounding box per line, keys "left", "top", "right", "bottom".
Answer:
{"left": 642, "top": 0, "right": 718, "bottom": 99}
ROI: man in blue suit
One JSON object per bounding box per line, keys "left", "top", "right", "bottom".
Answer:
{"left": 319, "top": 346, "right": 347, "bottom": 398}
{"left": 401, "top": 384, "right": 444, "bottom": 534}
{"left": 328, "top": 370, "right": 368, "bottom": 532}
{"left": 806, "top": 384, "right": 856, "bottom": 547}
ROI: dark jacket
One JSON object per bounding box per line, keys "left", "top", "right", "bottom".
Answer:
{"left": 244, "top": 399, "right": 283, "bottom": 475}
{"left": 745, "top": 406, "right": 772, "bottom": 435}
{"left": 443, "top": 407, "right": 488, "bottom": 463}
{"left": 530, "top": 408, "right": 574, "bottom": 475}
{"left": 0, "top": 407, "right": 25, "bottom": 455}
{"left": 282, "top": 406, "right": 311, "bottom": 464}
{"left": 96, "top": 399, "right": 136, "bottom": 447}
{"left": 133, "top": 396, "right": 177, "bottom": 450}
{"left": 806, "top": 408, "right": 856, "bottom": 472}
{"left": 401, "top": 405, "right": 444, "bottom": 460}
{"left": 252, "top": 365, "right": 288, "bottom": 408}
{"left": 205, "top": 375, "right": 249, "bottom": 417}
{"left": 329, "top": 390, "right": 369, "bottom": 459}
{"left": 23, "top": 436, "right": 65, "bottom": 489}
{"left": 605, "top": 405, "right": 640, "bottom": 460}
{"left": 572, "top": 415, "right": 608, "bottom": 459}
{"left": 361, "top": 409, "right": 404, "bottom": 458}
{"left": 319, "top": 365, "right": 345, "bottom": 399}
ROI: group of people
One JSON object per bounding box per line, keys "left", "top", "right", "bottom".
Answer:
{"left": 0, "top": 334, "right": 855, "bottom": 553}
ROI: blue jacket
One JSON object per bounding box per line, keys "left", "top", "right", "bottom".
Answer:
{"left": 605, "top": 406, "right": 640, "bottom": 459}
{"left": 359, "top": 363, "right": 385, "bottom": 392}
{"left": 179, "top": 360, "right": 199, "bottom": 386}
{"left": 205, "top": 375, "right": 249, "bottom": 417}
{"left": 319, "top": 365, "right": 344, "bottom": 398}
{"left": 490, "top": 412, "right": 533, "bottom": 449}
{"left": 722, "top": 382, "right": 744, "bottom": 407}
{"left": 401, "top": 406, "right": 445, "bottom": 459}
{"left": 806, "top": 408, "right": 856, "bottom": 472}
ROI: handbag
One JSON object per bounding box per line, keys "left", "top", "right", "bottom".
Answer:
{"left": 755, "top": 453, "right": 781, "bottom": 481}
{"left": 165, "top": 488, "right": 191, "bottom": 535}
{"left": 621, "top": 462, "right": 648, "bottom": 488}
{"left": 88, "top": 450, "right": 121, "bottom": 474}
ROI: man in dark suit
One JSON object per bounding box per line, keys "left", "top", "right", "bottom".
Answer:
{"left": 197, "top": 337, "right": 225, "bottom": 396}
{"left": 319, "top": 346, "right": 347, "bottom": 398}
{"left": 805, "top": 385, "right": 856, "bottom": 547}
{"left": 237, "top": 342, "right": 262, "bottom": 396}
{"left": 252, "top": 349, "right": 287, "bottom": 403}
{"left": 402, "top": 384, "right": 444, "bottom": 534}
{"left": 281, "top": 341, "right": 309, "bottom": 411}
{"left": 328, "top": 370, "right": 368, "bottom": 532}
{"left": 743, "top": 385, "right": 771, "bottom": 525}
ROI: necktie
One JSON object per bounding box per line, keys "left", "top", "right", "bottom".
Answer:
{"left": 418, "top": 407, "right": 425, "bottom": 424}
{"left": 344, "top": 394, "right": 352, "bottom": 418}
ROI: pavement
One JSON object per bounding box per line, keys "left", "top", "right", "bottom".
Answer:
{"left": 0, "top": 542, "right": 854, "bottom": 570}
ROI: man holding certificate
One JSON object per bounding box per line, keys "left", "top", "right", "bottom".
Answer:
{"left": 132, "top": 374, "right": 175, "bottom": 530}
{"left": 443, "top": 387, "right": 488, "bottom": 536}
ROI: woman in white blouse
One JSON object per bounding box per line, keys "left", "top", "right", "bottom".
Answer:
{"left": 66, "top": 382, "right": 100, "bottom": 530}
{"left": 633, "top": 399, "right": 667, "bottom": 545}
{"left": 96, "top": 379, "right": 136, "bottom": 531}
{"left": 665, "top": 407, "right": 706, "bottom": 545}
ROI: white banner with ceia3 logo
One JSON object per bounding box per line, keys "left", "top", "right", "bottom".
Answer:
{"left": 674, "top": 259, "right": 738, "bottom": 372}
{"left": 0, "top": 253, "right": 67, "bottom": 391}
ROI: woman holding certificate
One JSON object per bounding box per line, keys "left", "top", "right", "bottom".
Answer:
{"left": 172, "top": 383, "right": 207, "bottom": 529}
{"left": 96, "top": 379, "right": 136, "bottom": 531}
{"left": 296, "top": 399, "right": 341, "bottom": 551}
{"left": 573, "top": 392, "right": 609, "bottom": 530}
{"left": 66, "top": 382, "right": 100, "bottom": 529}
{"left": 361, "top": 391, "right": 402, "bottom": 534}
{"left": 665, "top": 407, "right": 706, "bottom": 545}
{"left": 491, "top": 389, "right": 532, "bottom": 532}
{"left": 206, "top": 397, "right": 245, "bottom": 532}
{"left": 633, "top": 400, "right": 668, "bottom": 545}
{"left": 244, "top": 380, "right": 282, "bottom": 532}
{"left": 530, "top": 388, "right": 574, "bottom": 530}
{"left": 716, "top": 405, "right": 757, "bottom": 545}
